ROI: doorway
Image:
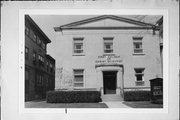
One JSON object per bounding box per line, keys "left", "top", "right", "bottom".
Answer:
{"left": 103, "top": 71, "right": 117, "bottom": 94}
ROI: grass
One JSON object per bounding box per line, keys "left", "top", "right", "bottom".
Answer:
{"left": 25, "top": 101, "right": 108, "bottom": 108}
{"left": 122, "top": 101, "right": 163, "bottom": 108}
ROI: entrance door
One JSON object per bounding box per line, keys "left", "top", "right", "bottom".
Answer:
{"left": 103, "top": 71, "right": 117, "bottom": 94}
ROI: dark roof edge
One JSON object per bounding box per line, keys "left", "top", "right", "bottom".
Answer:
{"left": 156, "top": 16, "right": 163, "bottom": 26}
{"left": 56, "top": 26, "right": 158, "bottom": 31}
{"left": 25, "top": 15, "right": 51, "bottom": 43}
{"left": 46, "top": 54, "right": 55, "bottom": 62}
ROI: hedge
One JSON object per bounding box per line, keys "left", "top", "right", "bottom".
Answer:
{"left": 46, "top": 91, "right": 102, "bottom": 103}
{"left": 124, "top": 91, "right": 150, "bottom": 101}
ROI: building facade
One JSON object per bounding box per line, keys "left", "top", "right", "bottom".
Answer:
{"left": 25, "top": 15, "right": 55, "bottom": 101}
{"left": 54, "top": 15, "right": 162, "bottom": 97}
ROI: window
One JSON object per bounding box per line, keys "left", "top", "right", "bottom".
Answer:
{"left": 134, "top": 68, "right": 144, "bottom": 82}
{"left": 73, "top": 38, "right": 84, "bottom": 55}
{"left": 33, "top": 34, "right": 37, "bottom": 42}
{"left": 50, "top": 63, "right": 53, "bottom": 73}
{"left": 37, "top": 37, "right": 42, "bottom": 46}
{"left": 133, "top": 37, "right": 143, "bottom": 54}
{"left": 25, "top": 26, "right": 30, "bottom": 36}
{"left": 42, "top": 57, "right": 44, "bottom": 64}
{"left": 73, "top": 69, "right": 84, "bottom": 87}
{"left": 25, "top": 47, "right": 29, "bottom": 60}
{"left": 104, "top": 37, "right": 113, "bottom": 53}
{"left": 38, "top": 55, "right": 41, "bottom": 61}
{"left": 33, "top": 51, "right": 36, "bottom": 61}
{"left": 37, "top": 74, "right": 43, "bottom": 86}
{"left": 42, "top": 42, "right": 46, "bottom": 50}
{"left": 38, "top": 55, "right": 44, "bottom": 67}
{"left": 25, "top": 69, "right": 30, "bottom": 94}
{"left": 46, "top": 61, "right": 49, "bottom": 71}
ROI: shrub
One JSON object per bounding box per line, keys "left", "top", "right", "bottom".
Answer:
{"left": 46, "top": 91, "right": 102, "bottom": 103}
{"left": 124, "top": 91, "right": 150, "bottom": 101}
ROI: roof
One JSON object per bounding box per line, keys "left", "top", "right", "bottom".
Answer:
{"left": 156, "top": 16, "right": 163, "bottom": 26}
{"left": 25, "top": 15, "right": 51, "bottom": 43}
{"left": 46, "top": 54, "right": 55, "bottom": 63}
{"left": 54, "top": 15, "right": 158, "bottom": 31}
{"left": 149, "top": 78, "right": 163, "bottom": 81}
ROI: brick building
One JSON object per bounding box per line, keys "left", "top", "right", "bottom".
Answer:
{"left": 25, "top": 15, "right": 55, "bottom": 101}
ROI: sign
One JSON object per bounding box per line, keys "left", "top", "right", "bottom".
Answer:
{"left": 153, "top": 86, "right": 163, "bottom": 96}
{"left": 95, "top": 54, "right": 122, "bottom": 65}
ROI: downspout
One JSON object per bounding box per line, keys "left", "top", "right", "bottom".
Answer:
{"left": 152, "top": 25, "right": 156, "bottom": 35}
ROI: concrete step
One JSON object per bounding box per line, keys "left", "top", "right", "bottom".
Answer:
{"left": 101, "top": 94, "right": 123, "bottom": 102}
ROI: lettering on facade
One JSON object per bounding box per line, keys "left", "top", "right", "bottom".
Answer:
{"left": 95, "top": 54, "right": 122, "bottom": 65}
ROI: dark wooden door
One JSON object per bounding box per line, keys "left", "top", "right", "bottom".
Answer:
{"left": 103, "top": 71, "right": 117, "bottom": 94}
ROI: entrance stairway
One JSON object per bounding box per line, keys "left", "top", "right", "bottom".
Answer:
{"left": 101, "top": 94, "right": 123, "bottom": 102}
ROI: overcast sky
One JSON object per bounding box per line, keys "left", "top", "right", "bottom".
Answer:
{"left": 30, "top": 15, "right": 162, "bottom": 60}
{"left": 30, "top": 15, "right": 99, "bottom": 58}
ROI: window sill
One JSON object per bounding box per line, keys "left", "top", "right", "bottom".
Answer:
{"left": 135, "top": 81, "right": 145, "bottom": 86}
{"left": 73, "top": 86, "right": 84, "bottom": 90}
{"left": 135, "top": 81, "right": 144, "bottom": 83}
{"left": 72, "top": 54, "right": 85, "bottom": 56}
{"left": 133, "top": 53, "right": 145, "bottom": 55}
{"left": 103, "top": 53, "right": 115, "bottom": 56}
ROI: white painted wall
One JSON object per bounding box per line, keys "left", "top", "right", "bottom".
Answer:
{"left": 55, "top": 29, "right": 162, "bottom": 90}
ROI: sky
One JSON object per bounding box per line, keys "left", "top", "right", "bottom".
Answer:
{"left": 30, "top": 15, "right": 98, "bottom": 58}
{"left": 30, "top": 15, "right": 162, "bottom": 63}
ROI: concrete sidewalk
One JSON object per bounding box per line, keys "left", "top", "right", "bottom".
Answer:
{"left": 103, "top": 101, "right": 131, "bottom": 108}
{"left": 104, "top": 101, "right": 163, "bottom": 108}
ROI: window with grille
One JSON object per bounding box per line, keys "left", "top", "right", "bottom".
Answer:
{"left": 73, "top": 69, "right": 84, "bottom": 88}
{"left": 104, "top": 37, "right": 113, "bottom": 53}
{"left": 73, "top": 38, "right": 84, "bottom": 55}
{"left": 134, "top": 68, "right": 144, "bottom": 82}
{"left": 133, "top": 37, "right": 143, "bottom": 54}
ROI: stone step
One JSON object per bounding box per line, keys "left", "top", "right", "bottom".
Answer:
{"left": 101, "top": 95, "right": 123, "bottom": 101}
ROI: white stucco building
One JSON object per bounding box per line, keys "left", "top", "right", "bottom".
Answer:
{"left": 54, "top": 15, "right": 162, "bottom": 96}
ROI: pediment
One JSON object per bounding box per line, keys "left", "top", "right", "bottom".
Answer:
{"left": 60, "top": 15, "right": 153, "bottom": 29}
{"left": 76, "top": 18, "right": 143, "bottom": 27}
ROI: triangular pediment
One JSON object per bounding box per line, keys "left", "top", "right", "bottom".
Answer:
{"left": 76, "top": 18, "right": 142, "bottom": 27}
{"left": 60, "top": 15, "right": 153, "bottom": 29}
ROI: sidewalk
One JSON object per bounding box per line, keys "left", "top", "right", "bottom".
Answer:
{"left": 25, "top": 100, "right": 163, "bottom": 108}
{"left": 103, "top": 101, "right": 131, "bottom": 108}
{"left": 25, "top": 101, "right": 108, "bottom": 108}
{"left": 103, "top": 101, "right": 163, "bottom": 108}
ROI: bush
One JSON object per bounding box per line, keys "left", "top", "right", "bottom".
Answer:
{"left": 46, "top": 91, "right": 102, "bottom": 103}
{"left": 124, "top": 91, "right": 150, "bottom": 101}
